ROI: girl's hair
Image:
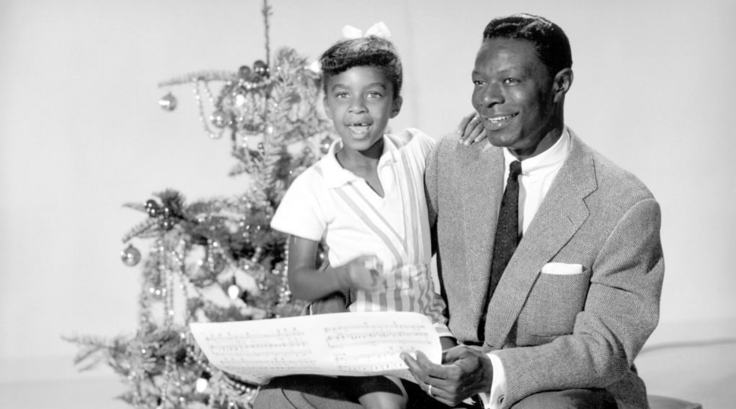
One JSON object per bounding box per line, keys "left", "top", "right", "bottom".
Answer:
{"left": 319, "top": 36, "right": 403, "bottom": 98}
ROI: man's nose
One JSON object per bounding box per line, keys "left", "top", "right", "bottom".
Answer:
{"left": 481, "top": 83, "right": 504, "bottom": 106}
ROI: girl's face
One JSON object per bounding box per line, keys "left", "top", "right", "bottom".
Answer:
{"left": 323, "top": 66, "right": 402, "bottom": 154}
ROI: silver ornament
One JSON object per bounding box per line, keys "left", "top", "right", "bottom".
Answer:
{"left": 121, "top": 244, "right": 141, "bottom": 267}
{"left": 210, "top": 109, "right": 231, "bottom": 128}
{"left": 159, "top": 92, "right": 177, "bottom": 111}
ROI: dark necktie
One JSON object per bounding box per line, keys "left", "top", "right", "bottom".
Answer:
{"left": 478, "top": 160, "right": 522, "bottom": 341}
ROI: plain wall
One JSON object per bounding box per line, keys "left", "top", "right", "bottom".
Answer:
{"left": 1, "top": 0, "right": 735, "bottom": 380}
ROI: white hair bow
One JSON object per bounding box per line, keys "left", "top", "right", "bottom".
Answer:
{"left": 342, "top": 21, "right": 391, "bottom": 39}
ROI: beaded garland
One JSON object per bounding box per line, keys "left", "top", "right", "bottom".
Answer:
{"left": 66, "top": 0, "right": 336, "bottom": 407}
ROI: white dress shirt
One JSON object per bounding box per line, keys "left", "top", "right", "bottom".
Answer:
{"left": 480, "top": 128, "right": 572, "bottom": 408}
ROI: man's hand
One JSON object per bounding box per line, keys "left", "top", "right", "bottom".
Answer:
{"left": 401, "top": 345, "right": 494, "bottom": 407}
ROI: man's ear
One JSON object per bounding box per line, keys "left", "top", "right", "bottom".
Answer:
{"left": 553, "top": 68, "right": 573, "bottom": 102}
{"left": 391, "top": 96, "right": 403, "bottom": 118}
{"left": 323, "top": 96, "right": 333, "bottom": 120}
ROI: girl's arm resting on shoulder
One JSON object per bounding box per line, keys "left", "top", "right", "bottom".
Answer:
{"left": 456, "top": 111, "right": 487, "bottom": 145}
{"left": 287, "top": 235, "right": 385, "bottom": 301}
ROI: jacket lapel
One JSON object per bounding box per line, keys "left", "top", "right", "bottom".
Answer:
{"left": 483, "top": 132, "right": 598, "bottom": 348}
{"left": 459, "top": 143, "right": 505, "bottom": 327}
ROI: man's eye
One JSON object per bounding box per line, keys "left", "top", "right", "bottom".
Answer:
{"left": 503, "top": 78, "right": 520, "bottom": 85}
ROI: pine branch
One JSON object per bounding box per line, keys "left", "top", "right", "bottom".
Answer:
{"left": 122, "top": 218, "right": 159, "bottom": 243}
{"left": 62, "top": 334, "right": 128, "bottom": 371}
{"left": 158, "top": 71, "right": 237, "bottom": 87}
{"left": 123, "top": 202, "right": 147, "bottom": 213}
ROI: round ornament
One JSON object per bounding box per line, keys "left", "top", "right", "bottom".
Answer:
{"left": 145, "top": 199, "right": 160, "bottom": 217}
{"left": 210, "top": 109, "right": 231, "bottom": 128}
{"left": 159, "top": 92, "right": 177, "bottom": 111}
{"left": 320, "top": 136, "right": 333, "bottom": 154}
{"left": 161, "top": 218, "right": 176, "bottom": 230}
{"left": 253, "top": 60, "right": 269, "bottom": 78}
{"left": 121, "top": 244, "right": 141, "bottom": 267}
{"left": 238, "top": 65, "right": 252, "bottom": 80}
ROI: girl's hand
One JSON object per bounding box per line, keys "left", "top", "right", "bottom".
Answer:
{"left": 342, "top": 255, "right": 385, "bottom": 292}
{"left": 456, "top": 112, "right": 487, "bottom": 146}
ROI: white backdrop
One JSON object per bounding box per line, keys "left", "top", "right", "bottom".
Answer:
{"left": 1, "top": 0, "right": 735, "bottom": 381}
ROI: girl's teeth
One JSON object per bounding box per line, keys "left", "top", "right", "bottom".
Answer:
{"left": 348, "top": 125, "right": 369, "bottom": 135}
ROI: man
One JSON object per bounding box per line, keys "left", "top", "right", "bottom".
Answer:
{"left": 402, "top": 13, "right": 664, "bottom": 409}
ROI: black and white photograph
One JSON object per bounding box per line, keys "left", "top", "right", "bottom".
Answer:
{"left": 1, "top": 1, "right": 734, "bottom": 408}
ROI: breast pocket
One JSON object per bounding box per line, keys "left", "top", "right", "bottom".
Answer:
{"left": 516, "top": 267, "right": 591, "bottom": 341}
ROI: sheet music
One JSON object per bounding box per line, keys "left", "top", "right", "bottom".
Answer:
{"left": 189, "top": 312, "right": 441, "bottom": 385}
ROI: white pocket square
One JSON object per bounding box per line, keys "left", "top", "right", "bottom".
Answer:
{"left": 541, "top": 262, "right": 583, "bottom": 275}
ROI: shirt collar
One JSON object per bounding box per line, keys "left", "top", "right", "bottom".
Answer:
{"left": 503, "top": 127, "right": 571, "bottom": 177}
{"left": 321, "top": 134, "right": 398, "bottom": 188}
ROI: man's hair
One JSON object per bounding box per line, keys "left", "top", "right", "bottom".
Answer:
{"left": 319, "top": 36, "right": 402, "bottom": 98}
{"left": 483, "top": 13, "right": 572, "bottom": 77}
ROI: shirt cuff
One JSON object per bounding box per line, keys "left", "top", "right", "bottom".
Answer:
{"left": 477, "top": 352, "right": 507, "bottom": 409}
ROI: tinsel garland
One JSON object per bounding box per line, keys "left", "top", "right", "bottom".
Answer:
{"left": 65, "top": 36, "right": 336, "bottom": 409}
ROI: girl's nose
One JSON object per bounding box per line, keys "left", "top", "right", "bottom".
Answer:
{"left": 348, "top": 98, "right": 368, "bottom": 113}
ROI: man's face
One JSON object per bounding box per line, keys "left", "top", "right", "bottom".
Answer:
{"left": 471, "top": 38, "right": 558, "bottom": 159}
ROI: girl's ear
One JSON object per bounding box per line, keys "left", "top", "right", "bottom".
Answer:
{"left": 391, "top": 96, "right": 403, "bottom": 118}
{"left": 323, "top": 96, "right": 333, "bottom": 120}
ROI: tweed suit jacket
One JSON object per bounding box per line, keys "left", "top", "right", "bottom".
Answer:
{"left": 425, "top": 129, "right": 664, "bottom": 409}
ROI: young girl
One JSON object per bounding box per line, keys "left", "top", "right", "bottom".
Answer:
{"left": 270, "top": 25, "right": 482, "bottom": 409}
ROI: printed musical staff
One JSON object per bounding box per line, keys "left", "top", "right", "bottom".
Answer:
{"left": 189, "top": 312, "right": 442, "bottom": 384}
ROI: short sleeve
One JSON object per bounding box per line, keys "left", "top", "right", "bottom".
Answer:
{"left": 270, "top": 170, "right": 329, "bottom": 241}
{"left": 397, "top": 128, "right": 436, "bottom": 160}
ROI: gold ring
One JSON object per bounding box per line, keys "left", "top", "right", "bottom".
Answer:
{"left": 427, "top": 384, "right": 433, "bottom": 397}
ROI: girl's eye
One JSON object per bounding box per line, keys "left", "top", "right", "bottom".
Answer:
{"left": 367, "top": 91, "right": 382, "bottom": 99}
{"left": 335, "top": 92, "right": 349, "bottom": 99}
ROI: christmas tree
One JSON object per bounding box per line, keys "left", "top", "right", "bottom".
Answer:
{"left": 65, "top": 2, "right": 336, "bottom": 408}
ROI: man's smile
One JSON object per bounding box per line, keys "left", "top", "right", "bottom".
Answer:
{"left": 483, "top": 112, "right": 519, "bottom": 128}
